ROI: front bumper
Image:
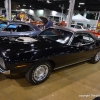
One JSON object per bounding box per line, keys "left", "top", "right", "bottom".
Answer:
{"left": 0, "top": 65, "right": 10, "bottom": 75}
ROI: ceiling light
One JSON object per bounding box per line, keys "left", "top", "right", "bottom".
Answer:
{"left": 79, "top": 2, "right": 85, "bottom": 5}
{"left": 78, "top": 5, "right": 80, "bottom": 7}
{"left": 23, "top": 4, "right": 26, "bottom": 6}
{"left": 47, "top": 0, "right": 51, "bottom": 3}
{"left": 51, "top": 11, "right": 57, "bottom": 16}
{"left": 30, "top": 5, "right": 32, "bottom": 7}
{"left": 59, "top": 5, "right": 61, "bottom": 7}
{"left": 21, "top": 9, "right": 25, "bottom": 11}
{"left": 87, "top": 11, "right": 89, "bottom": 13}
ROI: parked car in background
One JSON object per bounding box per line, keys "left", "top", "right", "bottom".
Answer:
{"left": 0, "top": 21, "right": 41, "bottom": 37}
{"left": 0, "top": 27, "right": 100, "bottom": 85}
{"left": 89, "top": 29, "right": 100, "bottom": 38}
{"left": 71, "top": 24, "right": 84, "bottom": 29}
{"left": 89, "top": 26, "right": 96, "bottom": 30}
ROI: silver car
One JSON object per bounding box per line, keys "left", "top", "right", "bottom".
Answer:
{"left": 0, "top": 21, "right": 41, "bottom": 37}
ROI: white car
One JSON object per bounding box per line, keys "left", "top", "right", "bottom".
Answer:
{"left": 89, "top": 26, "right": 96, "bottom": 30}
{"left": 71, "top": 24, "right": 84, "bottom": 29}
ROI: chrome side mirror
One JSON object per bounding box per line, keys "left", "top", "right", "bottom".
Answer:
{"left": 76, "top": 42, "right": 82, "bottom": 47}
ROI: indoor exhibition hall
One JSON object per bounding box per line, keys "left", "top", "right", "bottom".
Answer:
{"left": 0, "top": 0, "right": 100, "bottom": 100}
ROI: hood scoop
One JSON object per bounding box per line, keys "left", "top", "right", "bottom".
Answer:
{"left": 15, "top": 37, "right": 37, "bottom": 43}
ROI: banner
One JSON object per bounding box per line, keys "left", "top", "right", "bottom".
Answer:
{"left": 96, "top": 21, "right": 100, "bottom": 30}
{"left": 96, "top": 11, "right": 100, "bottom": 30}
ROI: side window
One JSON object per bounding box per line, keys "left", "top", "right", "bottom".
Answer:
{"left": 71, "top": 33, "right": 94, "bottom": 45}
{"left": 3, "top": 24, "right": 33, "bottom": 32}
{"left": 17, "top": 25, "right": 33, "bottom": 32}
{"left": 83, "top": 35, "right": 94, "bottom": 43}
{"left": 3, "top": 24, "right": 18, "bottom": 32}
{"left": 39, "top": 28, "right": 73, "bottom": 44}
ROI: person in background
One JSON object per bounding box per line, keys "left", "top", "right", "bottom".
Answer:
{"left": 16, "top": 13, "right": 21, "bottom": 21}
{"left": 45, "top": 17, "right": 53, "bottom": 29}
{"left": 61, "top": 18, "right": 66, "bottom": 27}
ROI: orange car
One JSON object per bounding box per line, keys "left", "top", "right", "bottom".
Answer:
{"left": 89, "top": 30, "right": 100, "bottom": 38}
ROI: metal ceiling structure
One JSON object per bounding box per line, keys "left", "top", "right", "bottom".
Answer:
{"left": 1, "top": 0, "right": 100, "bottom": 13}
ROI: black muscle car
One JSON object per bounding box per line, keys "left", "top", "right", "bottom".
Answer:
{"left": 0, "top": 27, "right": 100, "bottom": 85}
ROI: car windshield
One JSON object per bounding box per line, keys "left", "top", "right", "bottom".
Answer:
{"left": 0, "top": 23, "right": 7, "bottom": 29}
{"left": 3, "top": 24, "right": 34, "bottom": 32}
{"left": 39, "top": 28, "right": 73, "bottom": 44}
{"left": 8, "top": 24, "right": 18, "bottom": 28}
{"left": 3, "top": 24, "right": 19, "bottom": 32}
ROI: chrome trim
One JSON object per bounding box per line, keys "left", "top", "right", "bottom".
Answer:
{"left": 0, "top": 65, "right": 10, "bottom": 75}
{"left": 33, "top": 64, "right": 49, "bottom": 81}
{"left": 95, "top": 51, "right": 100, "bottom": 62}
{"left": 54, "top": 58, "right": 90, "bottom": 70}
{"left": 0, "top": 57, "right": 5, "bottom": 69}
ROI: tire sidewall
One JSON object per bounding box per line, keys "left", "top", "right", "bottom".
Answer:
{"left": 94, "top": 51, "right": 100, "bottom": 63}
{"left": 28, "top": 61, "right": 52, "bottom": 85}
{"left": 90, "top": 50, "right": 100, "bottom": 64}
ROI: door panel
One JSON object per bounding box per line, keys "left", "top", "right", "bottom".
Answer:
{"left": 65, "top": 32, "right": 97, "bottom": 65}
{"left": 65, "top": 43, "right": 95, "bottom": 65}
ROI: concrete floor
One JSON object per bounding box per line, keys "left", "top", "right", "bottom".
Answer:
{"left": 0, "top": 61, "right": 100, "bottom": 100}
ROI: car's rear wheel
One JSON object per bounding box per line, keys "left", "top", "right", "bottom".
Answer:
{"left": 25, "top": 61, "right": 52, "bottom": 85}
{"left": 90, "top": 51, "right": 100, "bottom": 64}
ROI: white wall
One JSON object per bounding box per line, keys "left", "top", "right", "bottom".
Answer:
{"left": 34, "top": 10, "right": 44, "bottom": 17}
{"left": 34, "top": 9, "right": 67, "bottom": 22}
{"left": 1, "top": 7, "right": 97, "bottom": 26}
{"left": 20, "top": 9, "right": 35, "bottom": 16}
{"left": 16, "top": 9, "right": 67, "bottom": 22}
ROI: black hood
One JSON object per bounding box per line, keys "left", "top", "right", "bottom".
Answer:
{"left": 0, "top": 37, "right": 61, "bottom": 58}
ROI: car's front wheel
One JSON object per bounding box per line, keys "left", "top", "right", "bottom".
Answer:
{"left": 25, "top": 61, "right": 52, "bottom": 85}
{"left": 90, "top": 51, "right": 100, "bottom": 64}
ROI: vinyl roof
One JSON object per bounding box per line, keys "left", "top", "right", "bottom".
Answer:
{"left": 52, "top": 26, "right": 88, "bottom": 33}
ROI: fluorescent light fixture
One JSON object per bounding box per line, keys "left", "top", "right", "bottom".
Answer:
{"left": 79, "top": 2, "right": 85, "bottom": 5}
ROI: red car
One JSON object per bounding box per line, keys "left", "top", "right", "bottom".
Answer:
{"left": 89, "top": 30, "right": 100, "bottom": 38}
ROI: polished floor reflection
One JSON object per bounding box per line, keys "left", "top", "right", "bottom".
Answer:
{"left": 0, "top": 61, "right": 100, "bottom": 100}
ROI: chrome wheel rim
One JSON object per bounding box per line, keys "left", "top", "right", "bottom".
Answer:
{"left": 32, "top": 64, "right": 49, "bottom": 81}
{"left": 95, "top": 51, "right": 100, "bottom": 62}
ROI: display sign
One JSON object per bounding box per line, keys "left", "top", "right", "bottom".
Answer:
{"left": 19, "top": 13, "right": 27, "bottom": 20}
{"left": 96, "top": 12, "right": 100, "bottom": 30}
{"left": 96, "top": 21, "right": 100, "bottom": 30}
